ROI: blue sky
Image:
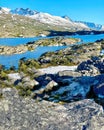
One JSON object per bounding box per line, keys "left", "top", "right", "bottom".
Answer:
{"left": 0, "top": 0, "right": 104, "bottom": 24}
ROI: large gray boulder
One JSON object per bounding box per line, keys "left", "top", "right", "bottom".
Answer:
{"left": 22, "top": 76, "right": 39, "bottom": 89}
{"left": 50, "top": 80, "right": 90, "bottom": 102}
{"left": 46, "top": 76, "right": 95, "bottom": 102}
{"left": 0, "top": 88, "right": 104, "bottom": 130}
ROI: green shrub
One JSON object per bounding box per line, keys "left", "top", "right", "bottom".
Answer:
{"left": 16, "top": 86, "right": 32, "bottom": 97}
{"left": 0, "top": 71, "right": 8, "bottom": 80}
{"left": 0, "top": 93, "right": 3, "bottom": 99}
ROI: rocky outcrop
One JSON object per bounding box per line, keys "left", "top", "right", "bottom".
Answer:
{"left": 0, "top": 88, "right": 104, "bottom": 130}
{"left": 21, "top": 76, "right": 39, "bottom": 89}
{"left": 0, "top": 37, "right": 80, "bottom": 55}
{"left": 34, "top": 36, "right": 80, "bottom": 46}
{"left": 77, "top": 57, "right": 104, "bottom": 75}
{"left": 0, "top": 45, "right": 28, "bottom": 55}
{"left": 4, "top": 55, "right": 104, "bottom": 103}
{"left": 7, "top": 72, "right": 39, "bottom": 89}
{"left": 38, "top": 42, "right": 101, "bottom": 66}
{"left": 8, "top": 73, "right": 21, "bottom": 84}
{"left": 0, "top": 44, "right": 37, "bottom": 55}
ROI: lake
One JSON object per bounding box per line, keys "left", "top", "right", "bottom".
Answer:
{"left": 0, "top": 34, "right": 104, "bottom": 68}
{"left": 0, "top": 34, "right": 104, "bottom": 46}
{"left": 71, "top": 34, "right": 104, "bottom": 43}
{"left": 0, "top": 46, "right": 67, "bottom": 68}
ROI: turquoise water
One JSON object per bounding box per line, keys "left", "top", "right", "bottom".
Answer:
{"left": 0, "top": 37, "right": 41, "bottom": 46}
{"left": 0, "top": 46, "right": 66, "bottom": 68}
{"left": 70, "top": 34, "right": 104, "bottom": 43}
{"left": 0, "top": 34, "right": 104, "bottom": 46}
{"left": 0, "top": 34, "right": 104, "bottom": 68}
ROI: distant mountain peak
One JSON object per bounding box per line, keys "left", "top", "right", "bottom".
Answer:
{"left": 76, "top": 21, "right": 103, "bottom": 30}
{"left": 10, "top": 8, "right": 38, "bottom": 16}
{"left": 62, "top": 15, "right": 72, "bottom": 21}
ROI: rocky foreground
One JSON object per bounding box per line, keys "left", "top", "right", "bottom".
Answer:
{"left": 1, "top": 39, "right": 104, "bottom": 129}
{"left": 0, "top": 55, "right": 104, "bottom": 129}
{"left": 0, "top": 88, "right": 104, "bottom": 130}
{"left": 2, "top": 56, "right": 103, "bottom": 103}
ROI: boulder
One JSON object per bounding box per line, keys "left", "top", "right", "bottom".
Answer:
{"left": 77, "top": 57, "right": 104, "bottom": 75}
{"left": 23, "top": 80, "right": 39, "bottom": 89}
{"left": 51, "top": 80, "right": 91, "bottom": 102}
{"left": 0, "top": 89, "right": 104, "bottom": 130}
{"left": 8, "top": 73, "right": 21, "bottom": 85}
{"left": 22, "top": 76, "right": 39, "bottom": 89}
{"left": 58, "top": 70, "right": 81, "bottom": 77}
{"left": 45, "top": 80, "right": 58, "bottom": 92}
{"left": 22, "top": 76, "right": 30, "bottom": 82}
{"left": 48, "top": 76, "right": 95, "bottom": 102}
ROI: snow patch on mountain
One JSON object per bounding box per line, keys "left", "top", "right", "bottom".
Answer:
{"left": 29, "top": 12, "right": 89, "bottom": 30}
{"left": 9, "top": 8, "right": 89, "bottom": 30}
{"left": 29, "top": 12, "right": 73, "bottom": 25}
{"left": 0, "top": 7, "right": 11, "bottom": 14}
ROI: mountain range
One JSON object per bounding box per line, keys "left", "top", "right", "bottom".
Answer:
{"left": 10, "top": 8, "right": 104, "bottom": 31}
{"left": 9, "top": 8, "right": 89, "bottom": 30}
{"left": 0, "top": 7, "right": 104, "bottom": 37}
{"left": 76, "top": 21, "right": 103, "bottom": 31}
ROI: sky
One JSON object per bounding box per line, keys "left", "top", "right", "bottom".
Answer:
{"left": 0, "top": 0, "right": 104, "bottom": 24}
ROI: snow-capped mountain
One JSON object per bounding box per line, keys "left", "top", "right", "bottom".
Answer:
{"left": 0, "top": 7, "right": 11, "bottom": 14}
{"left": 76, "top": 21, "right": 103, "bottom": 30}
{"left": 9, "top": 8, "right": 89, "bottom": 30}
{"left": 0, "top": 7, "right": 103, "bottom": 31}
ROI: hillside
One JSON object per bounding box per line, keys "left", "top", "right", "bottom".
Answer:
{"left": 0, "top": 7, "right": 90, "bottom": 38}
{"left": 0, "top": 13, "right": 72, "bottom": 37}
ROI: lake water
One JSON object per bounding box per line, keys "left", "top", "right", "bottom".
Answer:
{"left": 0, "top": 37, "right": 41, "bottom": 46}
{"left": 0, "top": 34, "right": 104, "bottom": 46}
{"left": 0, "top": 46, "right": 67, "bottom": 68}
{"left": 71, "top": 34, "right": 104, "bottom": 43}
{"left": 0, "top": 34, "right": 104, "bottom": 68}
